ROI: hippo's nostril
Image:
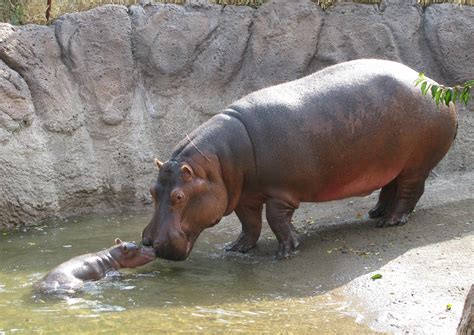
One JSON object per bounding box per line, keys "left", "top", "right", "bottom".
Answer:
{"left": 142, "top": 238, "right": 153, "bottom": 247}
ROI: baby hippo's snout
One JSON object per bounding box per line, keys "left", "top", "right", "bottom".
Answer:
{"left": 111, "top": 239, "right": 156, "bottom": 268}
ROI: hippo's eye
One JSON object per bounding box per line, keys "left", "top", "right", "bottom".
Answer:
{"left": 175, "top": 193, "right": 184, "bottom": 202}
{"left": 171, "top": 189, "right": 185, "bottom": 205}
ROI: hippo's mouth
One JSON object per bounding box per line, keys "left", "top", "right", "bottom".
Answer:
{"left": 154, "top": 237, "right": 196, "bottom": 261}
{"left": 140, "top": 247, "right": 157, "bottom": 261}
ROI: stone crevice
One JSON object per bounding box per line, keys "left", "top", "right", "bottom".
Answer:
{"left": 188, "top": 16, "right": 221, "bottom": 72}
{"left": 303, "top": 8, "right": 326, "bottom": 76}
{"left": 222, "top": 13, "right": 255, "bottom": 88}
{"left": 53, "top": 20, "right": 79, "bottom": 76}
{"left": 0, "top": 48, "right": 29, "bottom": 95}
{"left": 420, "top": 6, "right": 447, "bottom": 83}
{"left": 0, "top": 49, "right": 41, "bottom": 131}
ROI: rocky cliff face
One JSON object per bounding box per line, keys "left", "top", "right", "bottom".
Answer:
{"left": 0, "top": 0, "right": 473, "bottom": 227}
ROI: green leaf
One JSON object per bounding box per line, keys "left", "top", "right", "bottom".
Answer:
{"left": 420, "top": 81, "right": 428, "bottom": 95}
{"left": 464, "top": 80, "right": 474, "bottom": 87}
{"left": 431, "top": 84, "right": 439, "bottom": 97}
{"left": 414, "top": 75, "right": 426, "bottom": 86}
{"left": 463, "top": 91, "right": 470, "bottom": 106}
{"left": 444, "top": 89, "right": 452, "bottom": 106}
{"left": 446, "top": 304, "right": 452, "bottom": 311}
{"left": 435, "top": 88, "right": 442, "bottom": 106}
{"left": 426, "top": 84, "right": 433, "bottom": 96}
{"left": 453, "top": 87, "right": 460, "bottom": 103}
{"left": 371, "top": 273, "right": 382, "bottom": 280}
{"left": 440, "top": 90, "right": 446, "bottom": 105}
{"left": 461, "top": 87, "right": 471, "bottom": 106}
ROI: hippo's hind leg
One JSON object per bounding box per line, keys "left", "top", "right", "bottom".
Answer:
{"left": 376, "top": 171, "right": 428, "bottom": 228}
{"left": 369, "top": 178, "right": 398, "bottom": 219}
{"left": 225, "top": 201, "right": 263, "bottom": 253}
{"left": 265, "top": 198, "right": 299, "bottom": 259}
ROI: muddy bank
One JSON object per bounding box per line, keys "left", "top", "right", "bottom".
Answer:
{"left": 280, "top": 172, "right": 474, "bottom": 333}
{"left": 0, "top": 0, "right": 473, "bottom": 227}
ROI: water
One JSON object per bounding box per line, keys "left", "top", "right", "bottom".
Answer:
{"left": 0, "top": 213, "right": 375, "bottom": 333}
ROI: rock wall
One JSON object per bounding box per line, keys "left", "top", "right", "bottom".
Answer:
{"left": 0, "top": 0, "right": 473, "bottom": 228}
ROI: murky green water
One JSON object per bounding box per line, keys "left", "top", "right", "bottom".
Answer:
{"left": 0, "top": 213, "right": 375, "bottom": 333}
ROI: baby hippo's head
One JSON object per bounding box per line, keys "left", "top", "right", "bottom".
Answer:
{"left": 110, "top": 238, "right": 156, "bottom": 268}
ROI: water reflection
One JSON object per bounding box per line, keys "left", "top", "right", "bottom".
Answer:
{"left": 0, "top": 213, "right": 373, "bottom": 333}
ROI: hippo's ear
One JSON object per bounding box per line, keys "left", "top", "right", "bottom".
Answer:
{"left": 115, "top": 238, "right": 123, "bottom": 245}
{"left": 181, "top": 164, "right": 194, "bottom": 182}
{"left": 154, "top": 158, "right": 163, "bottom": 170}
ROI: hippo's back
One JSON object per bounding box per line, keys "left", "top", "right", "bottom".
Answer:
{"left": 34, "top": 253, "right": 107, "bottom": 294}
{"left": 225, "top": 59, "right": 457, "bottom": 202}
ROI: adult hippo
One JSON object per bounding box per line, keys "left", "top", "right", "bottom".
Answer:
{"left": 142, "top": 59, "right": 457, "bottom": 260}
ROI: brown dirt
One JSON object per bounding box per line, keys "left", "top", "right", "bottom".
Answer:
{"left": 214, "top": 171, "right": 474, "bottom": 333}
{"left": 301, "top": 172, "right": 474, "bottom": 333}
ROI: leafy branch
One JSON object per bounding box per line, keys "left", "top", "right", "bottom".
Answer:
{"left": 415, "top": 73, "right": 472, "bottom": 107}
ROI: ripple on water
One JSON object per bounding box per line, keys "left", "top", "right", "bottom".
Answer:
{"left": 0, "top": 213, "right": 376, "bottom": 333}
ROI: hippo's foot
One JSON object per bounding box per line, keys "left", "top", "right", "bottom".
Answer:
{"left": 368, "top": 206, "right": 386, "bottom": 219}
{"left": 376, "top": 214, "right": 409, "bottom": 228}
{"left": 370, "top": 179, "right": 399, "bottom": 219}
{"left": 225, "top": 232, "right": 258, "bottom": 253}
{"left": 275, "top": 226, "right": 300, "bottom": 260}
{"left": 265, "top": 197, "right": 300, "bottom": 260}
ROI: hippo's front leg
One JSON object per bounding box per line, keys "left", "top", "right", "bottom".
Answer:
{"left": 226, "top": 201, "right": 263, "bottom": 253}
{"left": 265, "top": 198, "right": 300, "bottom": 259}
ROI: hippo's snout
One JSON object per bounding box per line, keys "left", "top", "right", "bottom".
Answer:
{"left": 142, "top": 237, "right": 153, "bottom": 247}
{"left": 140, "top": 245, "right": 157, "bottom": 261}
{"left": 154, "top": 247, "right": 188, "bottom": 261}
{"left": 150, "top": 229, "right": 192, "bottom": 261}
{"left": 152, "top": 240, "right": 188, "bottom": 261}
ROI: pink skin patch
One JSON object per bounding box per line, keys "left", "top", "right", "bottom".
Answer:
{"left": 314, "top": 169, "right": 402, "bottom": 202}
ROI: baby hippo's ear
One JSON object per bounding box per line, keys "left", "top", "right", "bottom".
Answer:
{"left": 115, "top": 238, "right": 123, "bottom": 245}
{"left": 155, "top": 159, "right": 163, "bottom": 170}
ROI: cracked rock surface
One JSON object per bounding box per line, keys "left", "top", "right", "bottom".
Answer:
{"left": 0, "top": 0, "right": 473, "bottom": 227}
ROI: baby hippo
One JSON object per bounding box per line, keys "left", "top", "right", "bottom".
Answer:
{"left": 35, "top": 238, "right": 155, "bottom": 294}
